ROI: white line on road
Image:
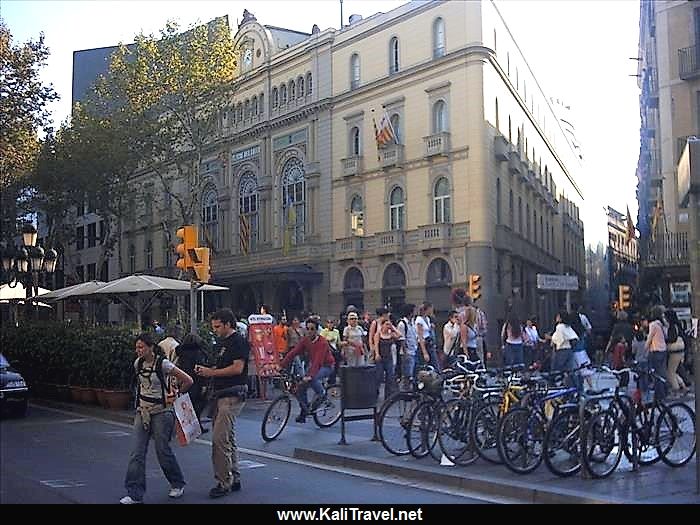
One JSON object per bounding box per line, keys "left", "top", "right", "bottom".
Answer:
{"left": 40, "top": 480, "right": 87, "bottom": 488}
{"left": 30, "top": 403, "right": 514, "bottom": 503}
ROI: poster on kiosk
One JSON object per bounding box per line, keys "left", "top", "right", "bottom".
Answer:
{"left": 248, "top": 314, "right": 279, "bottom": 377}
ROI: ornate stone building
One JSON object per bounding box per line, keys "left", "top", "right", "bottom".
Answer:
{"left": 74, "top": 1, "right": 586, "bottom": 338}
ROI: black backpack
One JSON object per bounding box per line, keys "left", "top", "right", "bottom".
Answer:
{"left": 135, "top": 352, "right": 168, "bottom": 407}
{"left": 665, "top": 322, "right": 679, "bottom": 345}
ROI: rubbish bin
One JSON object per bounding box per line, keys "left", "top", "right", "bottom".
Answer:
{"left": 340, "top": 365, "right": 378, "bottom": 409}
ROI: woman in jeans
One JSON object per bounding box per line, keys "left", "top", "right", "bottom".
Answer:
{"left": 501, "top": 315, "right": 524, "bottom": 366}
{"left": 548, "top": 311, "right": 578, "bottom": 374}
{"left": 121, "top": 333, "right": 193, "bottom": 504}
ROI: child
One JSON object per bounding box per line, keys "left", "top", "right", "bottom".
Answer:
{"left": 611, "top": 336, "right": 627, "bottom": 370}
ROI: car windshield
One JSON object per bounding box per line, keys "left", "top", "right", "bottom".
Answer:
{"left": 0, "top": 354, "right": 9, "bottom": 369}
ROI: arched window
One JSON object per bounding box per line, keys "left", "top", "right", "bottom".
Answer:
{"left": 282, "top": 158, "right": 306, "bottom": 245}
{"left": 236, "top": 103, "right": 243, "bottom": 122}
{"left": 252, "top": 96, "right": 258, "bottom": 116}
{"left": 518, "top": 196, "right": 522, "bottom": 235}
{"left": 426, "top": 258, "right": 452, "bottom": 286}
{"left": 344, "top": 267, "right": 365, "bottom": 291}
{"left": 272, "top": 87, "right": 279, "bottom": 108}
{"left": 382, "top": 263, "right": 406, "bottom": 311}
{"left": 297, "top": 76, "right": 305, "bottom": 98}
{"left": 508, "top": 189, "right": 514, "bottom": 229}
{"left": 433, "top": 100, "right": 447, "bottom": 133}
{"left": 390, "top": 113, "right": 401, "bottom": 144}
{"left": 202, "top": 190, "right": 218, "bottom": 249}
{"left": 164, "top": 236, "right": 172, "bottom": 267}
{"left": 306, "top": 72, "right": 313, "bottom": 95}
{"left": 259, "top": 93, "right": 264, "bottom": 114}
{"left": 433, "top": 17, "right": 446, "bottom": 58}
{"left": 244, "top": 99, "right": 250, "bottom": 119}
{"left": 433, "top": 177, "right": 450, "bottom": 224}
{"left": 526, "top": 203, "right": 531, "bottom": 240}
{"left": 128, "top": 244, "right": 136, "bottom": 274}
{"left": 350, "top": 53, "right": 360, "bottom": 89}
{"left": 389, "top": 37, "right": 400, "bottom": 74}
{"left": 239, "top": 173, "right": 259, "bottom": 253}
{"left": 280, "top": 84, "right": 287, "bottom": 105}
{"left": 350, "top": 195, "right": 364, "bottom": 236}
{"left": 389, "top": 186, "right": 405, "bottom": 231}
{"left": 145, "top": 240, "right": 153, "bottom": 269}
{"left": 289, "top": 80, "right": 296, "bottom": 100}
{"left": 350, "top": 126, "right": 361, "bottom": 156}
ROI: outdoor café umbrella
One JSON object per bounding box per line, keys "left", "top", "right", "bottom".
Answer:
{"left": 31, "top": 280, "right": 107, "bottom": 302}
{"left": 85, "top": 274, "right": 228, "bottom": 327}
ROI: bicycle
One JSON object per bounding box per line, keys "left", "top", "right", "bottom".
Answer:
{"left": 261, "top": 370, "right": 342, "bottom": 442}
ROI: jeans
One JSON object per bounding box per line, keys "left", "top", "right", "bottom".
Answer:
{"left": 551, "top": 348, "right": 579, "bottom": 391}
{"left": 504, "top": 343, "right": 524, "bottom": 366}
{"left": 297, "top": 366, "right": 333, "bottom": 415}
{"left": 291, "top": 355, "right": 306, "bottom": 378}
{"left": 401, "top": 352, "right": 416, "bottom": 384}
{"left": 212, "top": 395, "right": 245, "bottom": 489}
{"left": 422, "top": 339, "right": 441, "bottom": 372}
{"left": 523, "top": 345, "right": 535, "bottom": 367}
{"left": 125, "top": 410, "right": 185, "bottom": 501}
{"left": 648, "top": 351, "right": 668, "bottom": 401}
{"left": 375, "top": 353, "right": 396, "bottom": 398}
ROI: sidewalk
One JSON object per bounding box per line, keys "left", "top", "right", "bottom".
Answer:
{"left": 30, "top": 397, "right": 700, "bottom": 504}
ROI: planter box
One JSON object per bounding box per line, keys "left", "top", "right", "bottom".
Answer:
{"left": 103, "top": 389, "right": 133, "bottom": 410}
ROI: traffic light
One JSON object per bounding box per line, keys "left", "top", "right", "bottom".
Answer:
{"left": 468, "top": 273, "right": 482, "bottom": 301}
{"left": 618, "top": 285, "right": 632, "bottom": 311}
{"left": 175, "top": 225, "right": 197, "bottom": 271}
{"left": 192, "top": 247, "right": 211, "bottom": 283}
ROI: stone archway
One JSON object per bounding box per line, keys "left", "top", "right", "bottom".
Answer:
{"left": 343, "top": 267, "right": 365, "bottom": 313}
{"left": 426, "top": 257, "right": 453, "bottom": 326}
{"left": 381, "top": 263, "right": 406, "bottom": 314}
{"left": 276, "top": 280, "right": 305, "bottom": 319}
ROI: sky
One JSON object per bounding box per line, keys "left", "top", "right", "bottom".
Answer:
{"left": 2, "top": 0, "right": 641, "bottom": 248}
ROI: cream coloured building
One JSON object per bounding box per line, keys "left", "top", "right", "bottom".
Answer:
{"left": 116, "top": 1, "right": 585, "bottom": 341}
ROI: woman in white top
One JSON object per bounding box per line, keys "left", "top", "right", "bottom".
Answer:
{"left": 548, "top": 311, "right": 579, "bottom": 373}
{"left": 443, "top": 310, "right": 461, "bottom": 357}
{"left": 523, "top": 317, "right": 543, "bottom": 367}
{"left": 415, "top": 302, "right": 440, "bottom": 371}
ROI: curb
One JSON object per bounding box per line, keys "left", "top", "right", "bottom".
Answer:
{"left": 293, "top": 448, "right": 627, "bottom": 504}
{"left": 30, "top": 398, "right": 135, "bottom": 425}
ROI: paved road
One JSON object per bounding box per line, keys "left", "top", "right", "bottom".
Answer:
{"left": 0, "top": 405, "right": 487, "bottom": 505}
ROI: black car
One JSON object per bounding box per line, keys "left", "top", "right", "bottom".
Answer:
{"left": 0, "top": 353, "right": 29, "bottom": 417}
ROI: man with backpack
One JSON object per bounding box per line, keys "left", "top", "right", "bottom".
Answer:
{"left": 120, "top": 333, "right": 193, "bottom": 504}
{"left": 195, "top": 309, "right": 250, "bottom": 498}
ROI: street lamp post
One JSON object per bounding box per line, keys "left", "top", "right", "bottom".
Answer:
{"left": 0, "top": 223, "right": 58, "bottom": 320}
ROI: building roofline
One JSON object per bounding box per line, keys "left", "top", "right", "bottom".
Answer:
{"left": 263, "top": 24, "right": 311, "bottom": 36}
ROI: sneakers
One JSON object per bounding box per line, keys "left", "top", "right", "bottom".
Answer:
{"left": 231, "top": 481, "right": 241, "bottom": 492}
{"left": 119, "top": 496, "right": 143, "bottom": 504}
{"left": 209, "top": 484, "right": 231, "bottom": 498}
{"left": 168, "top": 487, "right": 184, "bottom": 499}
{"left": 295, "top": 413, "right": 307, "bottom": 424}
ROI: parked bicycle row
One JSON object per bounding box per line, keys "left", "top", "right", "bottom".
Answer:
{"left": 375, "top": 356, "right": 696, "bottom": 479}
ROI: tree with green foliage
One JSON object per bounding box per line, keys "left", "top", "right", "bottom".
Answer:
{"left": 93, "top": 17, "right": 237, "bottom": 226}
{"left": 0, "top": 20, "right": 58, "bottom": 238}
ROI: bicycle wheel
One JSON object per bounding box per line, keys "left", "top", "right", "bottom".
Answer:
{"left": 406, "top": 401, "right": 439, "bottom": 459}
{"left": 437, "top": 398, "right": 479, "bottom": 466}
{"left": 497, "top": 407, "right": 545, "bottom": 474}
{"left": 471, "top": 400, "right": 503, "bottom": 464}
{"left": 635, "top": 404, "right": 664, "bottom": 465}
{"left": 378, "top": 392, "right": 421, "bottom": 456}
{"left": 261, "top": 395, "right": 291, "bottom": 442}
{"left": 582, "top": 411, "right": 623, "bottom": 479}
{"left": 658, "top": 402, "right": 696, "bottom": 467}
{"left": 313, "top": 385, "right": 342, "bottom": 428}
{"left": 543, "top": 408, "right": 582, "bottom": 477}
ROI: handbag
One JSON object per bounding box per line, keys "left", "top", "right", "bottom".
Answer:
{"left": 173, "top": 393, "right": 202, "bottom": 446}
{"left": 667, "top": 338, "right": 685, "bottom": 353}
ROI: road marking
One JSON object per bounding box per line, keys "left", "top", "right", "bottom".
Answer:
{"left": 12, "top": 418, "right": 91, "bottom": 427}
{"left": 239, "top": 459, "right": 266, "bottom": 469}
{"left": 102, "top": 431, "right": 130, "bottom": 437}
{"left": 40, "top": 480, "right": 86, "bottom": 488}
{"left": 29, "top": 404, "right": 513, "bottom": 503}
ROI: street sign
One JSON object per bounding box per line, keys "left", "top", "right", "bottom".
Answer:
{"left": 536, "top": 274, "right": 579, "bottom": 291}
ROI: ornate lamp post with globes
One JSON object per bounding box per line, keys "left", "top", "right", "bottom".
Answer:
{"left": 0, "top": 223, "right": 58, "bottom": 319}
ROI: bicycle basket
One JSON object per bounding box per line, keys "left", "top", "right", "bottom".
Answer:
{"left": 417, "top": 369, "right": 443, "bottom": 394}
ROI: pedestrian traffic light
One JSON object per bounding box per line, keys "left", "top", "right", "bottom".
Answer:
{"left": 175, "top": 225, "right": 197, "bottom": 271}
{"left": 618, "top": 285, "right": 632, "bottom": 311}
{"left": 192, "top": 246, "right": 211, "bottom": 283}
{"left": 469, "top": 273, "right": 482, "bottom": 301}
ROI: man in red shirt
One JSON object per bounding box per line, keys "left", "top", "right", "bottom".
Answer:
{"left": 278, "top": 317, "right": 336, "bottom": 423}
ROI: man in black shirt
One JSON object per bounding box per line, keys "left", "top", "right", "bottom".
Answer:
{"left": 195, "top": 308, "right": 249, "bottom": 498}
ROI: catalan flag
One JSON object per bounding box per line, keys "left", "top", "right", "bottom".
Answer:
{"left": 371, "top": 109, "right": 397, "bottom": 162}
{"left": 240, "top": 213, "right": 250, "bottom": 255}
{"left": 625, "top": 206, "right": 635, "bottom": 245}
